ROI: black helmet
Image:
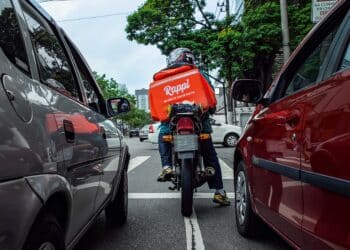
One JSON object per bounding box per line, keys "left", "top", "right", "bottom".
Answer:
{"left": 167, "top": 48, "right": 195, "bottom": 67}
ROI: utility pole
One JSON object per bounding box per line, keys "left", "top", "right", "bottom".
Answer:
{"left": 226, "top": 0, "right": 230, "bottom": 15}
{"left": 222, "top": 83, "right": 228, "bottom": 124}
{"left": 280, "top": 0, "right": 291, "bottom": 63}
{"left": 225, "top": 0, "right": 236, "bottom": 125}
{"left": 215, "top": 0, "right": 229, "bottom": 124}
{"left": 224, "top": 0, "right": 230, "bottom": 125}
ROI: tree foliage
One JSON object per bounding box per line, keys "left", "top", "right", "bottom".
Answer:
{"left": 288, "top": 2, "right": 313, "bottom": 50}
{"left": 126, "top": 0, "right": 214, "bottom": 54}
{"left": 94, "top": 73, "right": 134, "bottom": 101}
{"left": 120, "top": 107, "right": 152, "bottom": 128}
{"left": 94, "top": 73, "right": 151, "bottom": 128}
{"left": 126, "top": 0, "right": 313, "bottom": 90}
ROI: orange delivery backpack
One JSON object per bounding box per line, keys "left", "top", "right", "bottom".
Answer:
{"left": 149, "top": 65, "right": 217, "bottom": 122}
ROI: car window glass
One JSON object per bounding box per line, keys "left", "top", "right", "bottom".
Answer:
{"left": 83, "top": 78, "right": 100, "bottom": 112}
{"left": 23, "top": 10, "right": 79, "bottom": 100}
{"left": 75, "top": 60, "right": 100, "bottom": 112}
{"left": 339, "top": 40, "right": 350, "bottom": 70}
{"left": 66, "top": 39, "right": 101, "bottom": 112}
{"left": 284, "top": 25, "right": 340, "bottom": 97}
{"left": 0, "top": 1, "right": 30, "bottom": 74}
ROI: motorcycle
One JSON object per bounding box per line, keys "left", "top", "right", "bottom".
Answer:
{"left": 163, "top": 104, "right": 215, "bottom": 217}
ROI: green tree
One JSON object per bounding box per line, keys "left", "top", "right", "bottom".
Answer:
{"left": 94, "top": 72, "right": 151, "bottom": 127}
{"left": 94, "top": 72, "right": 135, "bottom": 101}
{"left": 288, "top": 2, "right": 313, "bottom": 50}
{"left": 125, "top": 0, "right": 313, "bottom": 90}
{"left": 125, "top": 0, "right": 213, "bottom": 54}
{"left": 120, "top": 108, "right": 152, "bottom": 128}
{"left": 237, "top": 2, "right": 282, "bottom": 86}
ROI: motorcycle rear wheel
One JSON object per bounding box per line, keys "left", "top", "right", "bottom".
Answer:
{"left": 181, "top": 158, "right": 194, "bottom": 217}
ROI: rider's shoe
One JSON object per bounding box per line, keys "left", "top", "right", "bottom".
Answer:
{"left": 157, "top": 167, "right": 174, "bottom": 182}
{"left": 213, "top": 191, "right": 231, "bottom": 206}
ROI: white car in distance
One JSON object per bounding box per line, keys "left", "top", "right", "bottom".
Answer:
{"left": 148, "top": 119, "right": 241, "bottom": 147}
{"left": 209, "top": 119, "right": 241, "bottom": 147}
{"left": 148, "top": 123, "right": 161, "bottom": 144}
{"left": 139, "top": 124, "right": 149, "bottom": 142}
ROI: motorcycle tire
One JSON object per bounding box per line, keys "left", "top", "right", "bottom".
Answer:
{"left": 181, "top": 158, "right": 194, "bottom": 217}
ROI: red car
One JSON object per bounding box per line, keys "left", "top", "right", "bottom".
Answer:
{"left": 231, "top": 1, "right": 350, "bottom": 249}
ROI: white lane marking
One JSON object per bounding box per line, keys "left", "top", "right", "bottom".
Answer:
{"left": 219, "top": 159, "right": 234, "bottom": 180}
{"left": 128, "top": 156, "right": 150, "bottom": 173}
{"left": 128, "top": 193, "right": 235, "bottom": 199}
{"left": 184, "top": 209, "right": 205, "bottom": 250}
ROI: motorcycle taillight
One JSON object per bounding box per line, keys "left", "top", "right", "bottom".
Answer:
{"left": 149, "top": 124, "right": 154, "bottom": 133}
{"left": 177, "top": 117, "right": 194, "bottom": 134}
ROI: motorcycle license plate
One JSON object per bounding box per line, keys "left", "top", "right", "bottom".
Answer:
{"left": 174, "top": 134, "right": 198, "bottom": 152}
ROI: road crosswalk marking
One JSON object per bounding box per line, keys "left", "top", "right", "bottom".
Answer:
{"left": 219, "top": 159, "right": 234, "bottom": 180}
{"left": 128, "top": 156, "right": 233, "bottom": 179}
{"left": 127, "top": 156, "right": 234, "bottom": 250}
{"left": 128, "top": 156, "right": 150, "bottom": 173}
{"left": 128, "top": 192, "right": 235, "bottom": 199}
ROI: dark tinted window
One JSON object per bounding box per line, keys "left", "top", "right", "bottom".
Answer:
{"left": 0, "top": 0, "right": 29, "bottom": 73}
{"left": 23, "top": 10, "right": 79, "bottom": 99}
{"left": 285, "top": 27, "right": 339, "bottom": 97}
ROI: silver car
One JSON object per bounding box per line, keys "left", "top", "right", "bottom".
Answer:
{"left": 0, "top": 1, "right": 130, "bottom": 249}
{"left": 139, "top": 124, "right": 149, "bottom": 142}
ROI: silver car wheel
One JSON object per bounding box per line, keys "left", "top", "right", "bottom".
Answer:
{"left": 236, "top": 171, "right": 247, "bottom": 225}
{"left": 39, "top": 242, "right": 56, "bottom": 250}
{"left": 226, "top": 134, "right": 238, "bottom": 147}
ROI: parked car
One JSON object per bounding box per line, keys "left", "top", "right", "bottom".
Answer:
{"left": 210, "top": 119, "right": 241, "bottom": 147}
{"left": 148, "top": 120, "right": 241, "bottom": 147}
{"left": 139, "top": 124, "right": 149, "bottom": 142}
{"left": 0, "top": 1, "right": 131, "bottom": 249}
{"left": 129, "top": 128, "right": 139, "bottom": 137}
{"left": 148, "top": 123, "right": 161, "bottom": 144}
{"left": 232, "top": 2, "right": 350, "bottom": 249}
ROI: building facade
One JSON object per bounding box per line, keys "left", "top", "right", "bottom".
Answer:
{"left": 135, "top": 88, "right": 149, "bottom": 112}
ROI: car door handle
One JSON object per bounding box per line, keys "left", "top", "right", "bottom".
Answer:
{"left": 63, "top": 119, "right": 75, "bottom": 143}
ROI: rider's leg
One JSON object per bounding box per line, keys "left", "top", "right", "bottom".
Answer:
{"left": 157, "top": 132, "right": 173, "bottom": 181}
{"left": 201, "top": 138, "right": 223, "bottom": 189}
{"left": 201, "top": 138, "right": 230, "bottom": 206}
{"left": 158, "top": 133, "right": 172, "bottom": 167}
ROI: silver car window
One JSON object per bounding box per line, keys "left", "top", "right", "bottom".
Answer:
{"left": 23, "top": 10, "right": 79, "bottom": 100}
{"left": 0, "top": 0, "right": 30, "bottom": 74}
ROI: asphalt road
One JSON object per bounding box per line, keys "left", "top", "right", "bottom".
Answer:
{"left": 75, "top": 137, "right": 291, "bottom": 250}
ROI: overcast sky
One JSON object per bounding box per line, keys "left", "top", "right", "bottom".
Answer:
{"left": 40, "top": 1, "right": 238, "bottom": 94}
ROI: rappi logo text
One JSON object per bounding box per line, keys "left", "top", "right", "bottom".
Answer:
{"left": 163, "top": 79, "right": 190, "bottom": 96}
